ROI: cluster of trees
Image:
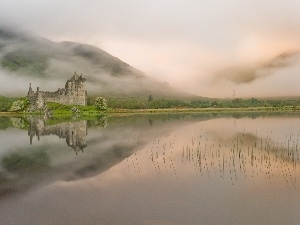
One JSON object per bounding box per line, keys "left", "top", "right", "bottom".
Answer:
{"left": 2, "top": 94, "right": 300, "bottom": 112}
{"left": 107, "top": 97, "right": 190, "bottom": 109}
{"left": 0, "top": 95, "right": 17, "bottom": 112}
{"left": 106, "top": 96, "right": 300, "bottom": 109}
{"left": 205, "top": 98, "right": 300, "bottom": 108}
{"left": 9, "top": 98, "right": 29, "bottom": 112}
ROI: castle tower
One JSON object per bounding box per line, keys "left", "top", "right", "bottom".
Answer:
{"left": 64, "top": 72, "right": 87, "bottom": 106}
{"left": 73, "top": 71, "right": 79, "bottom": 80}
{"left": 27, "top": 83, "right": 34, "bottom": 97}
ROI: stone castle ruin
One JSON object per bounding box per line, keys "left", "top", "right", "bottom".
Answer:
{"left": 27, "top": 72, "right": 87, "bottom": 111}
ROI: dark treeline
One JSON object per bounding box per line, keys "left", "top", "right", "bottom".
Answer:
{"left": 0, "top": 95, "right": 17, "bottom": 112}
{"left": 104, "top": 96, "right": 300, "bottom": 109}
{"left": 2, "top": 95, "right": 300, "bottom": 111}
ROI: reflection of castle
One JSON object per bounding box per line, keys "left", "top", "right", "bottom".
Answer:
{"left": 28, "top": 117, "right": 87, "bottom": 154}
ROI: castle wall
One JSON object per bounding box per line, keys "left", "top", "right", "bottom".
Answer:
{"left": 43, "top": 91, "right": 87, "bottom": 106}
{"left": 27, "top": 72, "right": 87, "bottom": 111}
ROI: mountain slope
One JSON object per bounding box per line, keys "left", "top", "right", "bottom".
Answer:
{"left": 0, "top": 28, "right": 195, "bottom": 99}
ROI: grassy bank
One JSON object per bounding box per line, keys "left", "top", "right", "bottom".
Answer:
{"left": 2, "top": 105, "right": 300, "bottom": 117}
{"left": 2, "top": 95, "right": 300, "bottom": 117}
{"left": 101, "top": 96, "right": 300, "bottom": 110}
{"left": 108, "top": 106, "right": 300, "bottom": 114}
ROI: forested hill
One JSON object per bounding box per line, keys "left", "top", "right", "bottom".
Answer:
{"left": 0, "top": 27, "right": 195, "bottom": 99}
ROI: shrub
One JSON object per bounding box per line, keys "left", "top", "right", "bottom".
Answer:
{"left": 94, "top": 97, "right": 107, "bottom": 111}
{"left": 0, "top": 95, "right": 16, "bottom": 112}
{"left": 9, "top": 98, "right": 29, "bottom": 112}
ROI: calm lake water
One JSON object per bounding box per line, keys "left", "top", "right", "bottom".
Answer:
{"left": 1, "top": 113, "right": 300, "bottom": 225}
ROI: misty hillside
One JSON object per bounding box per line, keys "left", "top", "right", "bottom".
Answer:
{"left": 0, "top": 27, "right": 195, "bottom": 99}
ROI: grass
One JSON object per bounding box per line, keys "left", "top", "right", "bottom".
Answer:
{"left": 106, "top": 105, "right": 300, "bottom": 114}
{"left": 45, "top": 102, "right": 107, "bottom": 118}
{"left": 47, "top": 102, "right": 95, "bottom": 112}
{"left": 3, "top": 99, "right": 300, "bottom": 119}
{"left": 2, "top": 105, "right": 300, "bottom": 118}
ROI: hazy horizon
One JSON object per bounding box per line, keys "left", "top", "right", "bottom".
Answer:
{"left": 1, "top": 0, "right": 300, "bottom": 98}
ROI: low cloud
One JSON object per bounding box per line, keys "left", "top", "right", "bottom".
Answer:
{"left": 213, "top": 50, "right": 300, "bottom": 84}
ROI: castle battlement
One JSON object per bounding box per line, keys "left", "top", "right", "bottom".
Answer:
{"left": 28, "top": 72, "right": 87, "bottom": 111}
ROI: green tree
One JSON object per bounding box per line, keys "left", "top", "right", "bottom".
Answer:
{"left": 148, "top": 94, "right": 153, "bottom": 101}
{"left": 9, "top": 98, "right": 29, "bottom": 112}
{"left": 0, "top": 95, "right": 16, "bottom": 112}
{"left": 94, "top": 97, "right": 107, "bottom": 111}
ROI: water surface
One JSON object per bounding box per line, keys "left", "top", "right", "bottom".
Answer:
{"left": 1, "top": 113, "right": 300, "bottom": 225}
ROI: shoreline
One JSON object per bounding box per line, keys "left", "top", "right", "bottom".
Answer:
{"left": 1, "top": 106, "right": 300, "bottom": 117}
{"left": 108, "top": 106, "right": 300, "bottom": 114}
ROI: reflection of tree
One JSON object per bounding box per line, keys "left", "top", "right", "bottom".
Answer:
{"left": 9, "top": 117, "right": 29, "bottom": 130}
{"left": 0, "top": 117, "right": 12, "bottom": 130}
{"left": 94, "top": 115, "right": 107, "bottom": 128}
{"left": 148, "top": 119, "right": 153, "bottom": 126}
{"left": 2, "top": 149, "right": 49, "bottom": 173}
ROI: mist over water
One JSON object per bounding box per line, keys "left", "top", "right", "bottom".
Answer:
{"left": 1, "top": 113, "right": 300, "bottom": 224}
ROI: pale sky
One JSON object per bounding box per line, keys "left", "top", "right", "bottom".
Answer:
{"left": 1, "top": 0, "right": 300, "bottom": 98}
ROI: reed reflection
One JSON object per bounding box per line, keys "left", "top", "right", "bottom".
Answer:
{"left": 179, "top": 131, "right": 299, "bottom": 187}
{"left": 126, "top": 118, "right": 300, "bottom": 188}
